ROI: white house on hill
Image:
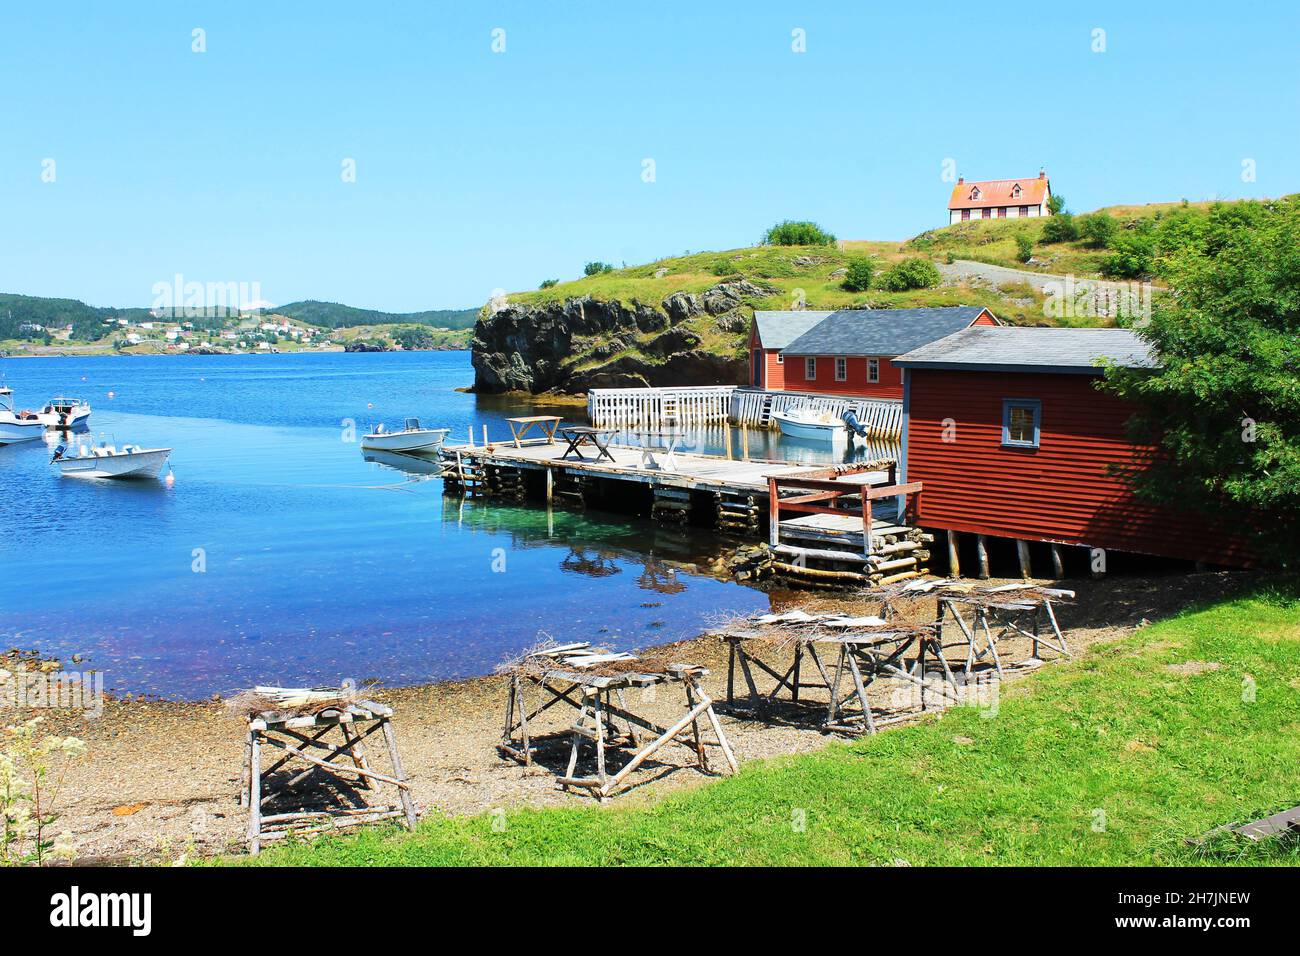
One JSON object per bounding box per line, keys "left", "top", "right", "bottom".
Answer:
{"left": 948, "top": 170, "right": 1051, "bottom": 224}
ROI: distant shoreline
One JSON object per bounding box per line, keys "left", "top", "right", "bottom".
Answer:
{"left": 1, "top": 347, "right": 472, "bottom": 359}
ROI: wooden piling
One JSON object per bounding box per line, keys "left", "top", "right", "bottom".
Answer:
{"left": 946, "top": 529, "right": 961, "bottom": 578}
{"left": 975, "top": 534, "right": 990, "bottom": 579}
{"left": 1050, "top": 543, "right": 1064, "bottom": 579}
{"left": 1016, "top": 539, "right": 1032, "bottom": 580}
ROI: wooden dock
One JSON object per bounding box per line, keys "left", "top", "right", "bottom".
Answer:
{"left": 437, "top": 438, "right": 930, "bottom": 586}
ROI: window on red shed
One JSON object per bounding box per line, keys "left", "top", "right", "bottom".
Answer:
{"left": 1002, "top": 399, "right": 1041, "bottom": 448}
{"left": 834, "top": 357, "right": 846, "bottom": 381}
{"left": 805, "top": 357, "right": 816, "bottom": 380}
{"left": 867, "top": 358, "right": 879, "bottom": 383}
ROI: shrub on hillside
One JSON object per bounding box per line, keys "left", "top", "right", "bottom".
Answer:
{"left": 1040, "top": 212, "right": 1079, "bottom": 243}
{"left": 841, "top": 257, "right": 874, "bottom": 292}
{"left": 539, "top": 278, "right": 558, "bottom": 289}
{"left": 1078, "top": 212, "right": 1118, "bottom": 248}
{"left": 761, "top": 220, "right": 837, "bottom": 246}
{"left": 583, "top": 261, "right": 615, "bottom": 277}
{"left": 877, "top": 257, "right": 941, "bottom": 291}
{"left": 1015, "top": 234, "right": 1034, "bottom": 263}
{"left": 1100, "top": 228, "right": 1157, "bottom": 278}
{"left": 710, "top": 257, "right": 740, "bottom": 277}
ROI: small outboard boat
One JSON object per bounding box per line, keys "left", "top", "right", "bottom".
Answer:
{"left": 360, "top": 418, "right": 450, "bottom": 453}
{"left": 52, "top": 440, "right": 172, "bottom": 479}
{"left": 0, "top": 387, "right": 45, "bottom": 444}
{"left": 38, "top": 397, "right": 92, "bottom": 431}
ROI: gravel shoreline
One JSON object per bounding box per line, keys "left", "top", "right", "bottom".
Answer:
{"left": 2, "top": 573, "right": 1245, "bottom": 864}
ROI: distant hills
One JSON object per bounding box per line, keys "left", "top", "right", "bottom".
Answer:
{"left": 0, "top": 292, "right": 479, "bottom": 345}
{"left": 0, "top": 293, "right": 153, "bottom": 341}
{"left": 272, "top": 300, "right": 479, "bottom": 330}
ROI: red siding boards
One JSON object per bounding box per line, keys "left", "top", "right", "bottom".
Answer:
{"left": 748, "top": 324, "right": 787, "bottom": 388}
{"left": 785, "top": 354, "right": 905, "bottom": 399}
{"left": 905, "top": 369, "right": 1253, "bottom": 566}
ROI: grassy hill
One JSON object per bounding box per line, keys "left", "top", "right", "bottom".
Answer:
{"left": 475, "top": 195, "right": 1300, "bottom": 394}
{"left": 905, "top": 200, "right": 1225, "bottom": 277}
{"left": 273, "top": 300, "right": 478, "bottom": 330}
{"left": 509, "top": 243, "right": 1046, "bottom": 323}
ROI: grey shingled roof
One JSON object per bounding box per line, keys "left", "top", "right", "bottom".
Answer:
{"left": 778, "top": 307, "right": 992, "bottom": 357}
{"left": 752, "top": 311, "right": 833, "bottom": 350}
{"left": 892, "top": 326, "right": 1156, "bottom": 373}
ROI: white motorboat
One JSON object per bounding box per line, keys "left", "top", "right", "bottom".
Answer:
{"left": 37, "top": 397, "right": 92, "bottom": 431}
{"left": 360, "top": 418, "right": 450, "bottom": 453}
{"left": 51, "top": 440, "right": 172, "bottom": 479}
{"left": 773, "top": 406, "right": 850, "bottom": 442}
{"left": 0, "top": 387, "right": 45, "bottom": 445}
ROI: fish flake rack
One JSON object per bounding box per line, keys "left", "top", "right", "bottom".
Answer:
{"left": 237, "top": 687, "right": 418, "bottom": 854}
{"left": 499, "top": 643, "right": 738, "bottom": 800}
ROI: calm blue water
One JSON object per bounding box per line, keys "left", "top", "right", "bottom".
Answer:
{"left": 0, "top": 352, "right": 859, "bottom": 700}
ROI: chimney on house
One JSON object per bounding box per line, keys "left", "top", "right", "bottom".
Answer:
{"left": 1038, "top": 169, "right": 1046, "bottom": 179}
{"left": 957, "top": 176, "right": 964, "bottom": 184}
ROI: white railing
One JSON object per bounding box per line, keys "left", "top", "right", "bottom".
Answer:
{"left": 587, "top": 386, "right": 736, "bottom": 427}
{"left": 731, "top": 388, "right": 902, "bottom": 438}
{"left": 587, "top": 385, "right": 903, "bottom": 438}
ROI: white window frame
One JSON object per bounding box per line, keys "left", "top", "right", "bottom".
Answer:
{"left": 834, "top": 356, "right": 847, "bottom": 381}
{"left": 805, "top": 357, "right": 816, "bottom": 380}
{"left": 867, "top": 358, "right": 880, "bottom": 383}
{"left": 776, "top": 353, "right": 783, "bottom": 364}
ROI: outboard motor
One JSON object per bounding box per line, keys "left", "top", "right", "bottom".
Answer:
{"left": 842, "top": 408, "right": 869, "bottom": 438}
{"left": 51, "top": 443, "right": 66, "bottom": 462}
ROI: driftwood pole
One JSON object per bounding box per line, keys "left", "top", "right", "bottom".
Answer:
{"left": 946, "top": 530, "right": 961, "bottom": 578}
{"left": 975, "top": 534, "right": 990, "bottom": 579}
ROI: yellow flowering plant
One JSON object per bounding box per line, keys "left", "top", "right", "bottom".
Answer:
{"left": 1, "top": 717, "right": 85, "bottom": 866}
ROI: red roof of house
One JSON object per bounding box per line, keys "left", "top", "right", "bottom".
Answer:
{"left": 948, "top": 174, "right": 1049, "bottom": 210}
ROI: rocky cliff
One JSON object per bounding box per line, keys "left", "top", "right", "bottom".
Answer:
{"left": 471, "top": 279, "right": 771, "bottom": 394}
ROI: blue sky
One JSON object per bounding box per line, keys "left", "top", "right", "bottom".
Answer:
{"left": 2, "top": 1, "right": 1296, "bottom": 312}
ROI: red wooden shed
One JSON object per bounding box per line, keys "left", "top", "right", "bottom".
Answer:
{"left": 894, "top": 326, "right": 1252, "bottom": 568}
{"left": 779, "top": 306, "right": 999, "bottom": 400}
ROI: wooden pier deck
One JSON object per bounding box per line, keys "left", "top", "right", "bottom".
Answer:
{"left": 437, "top": 437, "right": 931, "bottom": 586}
{"left": 439, "top": 440, "right": 882, "bottom": 495}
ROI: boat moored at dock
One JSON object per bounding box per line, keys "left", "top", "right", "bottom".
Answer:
{"left": 360, "top": 418, "right": 450, "bottom": 453}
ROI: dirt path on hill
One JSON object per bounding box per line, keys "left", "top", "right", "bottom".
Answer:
{"left": 3, "top": 572, "right": 1248, "bottom": 864}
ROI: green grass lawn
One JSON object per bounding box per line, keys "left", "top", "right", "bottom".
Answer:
{"left": 236, "top": 583, "right": 1300, "bottom": 866}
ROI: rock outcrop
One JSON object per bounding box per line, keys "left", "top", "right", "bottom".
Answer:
{"left": 471, "top": 280, "right": 771, "bottom": 394}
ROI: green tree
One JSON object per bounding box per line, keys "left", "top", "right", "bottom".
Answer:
{"left": 841, "top": 257, "right": 874, "bottom": 292}
{"left": 1101, "top": 196, "right": 1300, "bottom": 566}
{"left": 583, "top": 261, "right": 615, "bottom": 276}
{"left": 1047, "top": 193, "right": 1067, "bottom": 215}
{"left": 394, "top": 326, "right": 436, "bottom": 350}
{"left": 539, "top": 278, "right": 558, "bottom": 289}
{"left": 1078, "top": 212, "right": 1118, "bottom": 248}
{"left": 1015, "top": 234, "right": 1034, "bottom": 263}
{"left": 1040, "top": 211, "right": 1079, "bottom": 243}
{"left": 761, "top": 220, "right": 836, "bottom": 246}
{"left": 876, "top": 257, "right": 941, "bottom": 291}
